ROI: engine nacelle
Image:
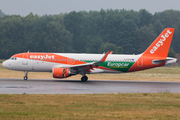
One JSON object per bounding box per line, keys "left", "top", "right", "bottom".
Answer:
{"left": 52, "top": 68, "right": 71, "bottom": 78}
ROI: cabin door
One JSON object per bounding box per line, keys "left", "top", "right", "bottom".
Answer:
{"left": 22, "top": 54, "right": 28, "bottom": 65}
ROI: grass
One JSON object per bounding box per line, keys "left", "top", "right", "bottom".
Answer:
{"left": 0, "top": 63, "right": 180, "bottom": 81}
{"left": 0, "top": 93, "right": 180, "bottom": 119}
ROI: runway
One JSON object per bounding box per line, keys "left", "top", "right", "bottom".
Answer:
{"left": 0, "top": 78, "right": 180, "bottom": 94}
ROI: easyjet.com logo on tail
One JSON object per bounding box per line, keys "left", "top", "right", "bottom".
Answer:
{"left": 150, "top": 30, "right": 172, "bottom": 54}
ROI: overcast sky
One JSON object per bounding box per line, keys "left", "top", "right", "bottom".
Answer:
{"left": 0, "top": 0, "right": 180, "bottom": 16}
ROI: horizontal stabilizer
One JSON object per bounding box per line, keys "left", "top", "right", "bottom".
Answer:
{"left": 152, "top": 57, "right": 177, "bottom": 65}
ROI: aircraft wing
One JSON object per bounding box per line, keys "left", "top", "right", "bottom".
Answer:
{"left": 52, "top": 51, "right": 110, "bottom": 74}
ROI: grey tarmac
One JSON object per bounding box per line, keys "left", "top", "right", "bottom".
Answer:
{"left": 0, "top": 78, "right": 180, "bottom": 94}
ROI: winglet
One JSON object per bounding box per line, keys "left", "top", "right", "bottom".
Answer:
{"left": 97, "top": 51, "right": 110, "bottom": 63}
{"left": 110, "top": 51, "right": 113, "bottom": 54}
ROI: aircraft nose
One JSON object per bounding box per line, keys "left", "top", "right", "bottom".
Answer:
{"left": 2, "top": 60, "right": 8, "bottom": 68}
{"left": 2, "top": 61, "right": 5, "bottom": 68}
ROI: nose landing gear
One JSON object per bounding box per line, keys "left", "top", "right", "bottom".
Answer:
{"left": 24, "top": 71, "right": 28, "bottom": 80}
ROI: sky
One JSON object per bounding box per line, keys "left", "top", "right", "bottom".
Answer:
{"left": 0, "top": 0, "right": 180, "bottom": 16}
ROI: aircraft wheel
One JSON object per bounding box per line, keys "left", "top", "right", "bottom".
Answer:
{"left": 24, "top": 71, "right": 28, "bottom": 80}
{"left": 24, "top": 76, "right": 28, "bottom": 80}
{"left": 81, "top": 76, "right": 88, "bottom": 82}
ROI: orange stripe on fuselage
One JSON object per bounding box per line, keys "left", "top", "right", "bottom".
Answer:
{"left": 12, "top": 53, "right": 87, "bottom": 65}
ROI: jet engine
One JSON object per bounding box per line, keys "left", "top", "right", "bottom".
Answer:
{"left": 53, "top": 68, "right": 72, "bottom": 78}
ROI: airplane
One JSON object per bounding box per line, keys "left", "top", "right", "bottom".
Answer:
{"left": 2, "top": 28, "right": 177, "bottom": 82}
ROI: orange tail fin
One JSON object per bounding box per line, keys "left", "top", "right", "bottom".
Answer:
{"left": 143, "top": 28, "right": 175, "bottom": 58}
{"left": 128, "top": 28, "right": 175, "bottom": 72}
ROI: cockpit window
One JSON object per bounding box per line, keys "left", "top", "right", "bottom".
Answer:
{"left": 10, "top": 57, "right": 17, "bottom": 60}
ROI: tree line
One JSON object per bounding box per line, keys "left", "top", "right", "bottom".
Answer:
{"left": 0, "top": 9, "right": 179, "bottom": 59}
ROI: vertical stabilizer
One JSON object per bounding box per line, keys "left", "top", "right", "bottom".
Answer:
{"left": 143, "top": 28, "right": 175, "bottom": 58}
{"left": 128, "top": 28, "right": 175, "bottom": 72}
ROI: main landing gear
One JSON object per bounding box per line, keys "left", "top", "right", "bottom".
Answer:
{"left": 24, "top": 71, "right": 28, "bottom": 80}
{"left": 81, "top": 75, "right": 88, "bottom": 82}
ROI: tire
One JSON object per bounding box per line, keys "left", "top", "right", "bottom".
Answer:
{"left": 81, "top": 76, "right": 88, "bottom": 82}
{"left": 24, "top": 76, "right": 28, "bottom": 80}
